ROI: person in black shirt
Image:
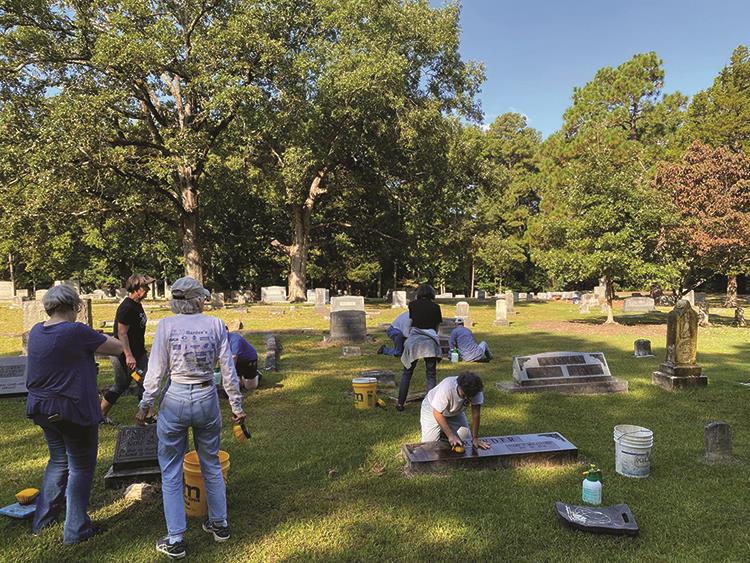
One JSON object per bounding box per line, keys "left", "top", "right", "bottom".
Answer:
{"left": 100, "top": 273, "right": 154, "bottom": 420}
{"left": 397, "top": 284, "right": 443, "bottom": 411}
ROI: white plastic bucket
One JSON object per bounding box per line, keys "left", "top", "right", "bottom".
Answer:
{"left": 614, "top": 424, "right": 654, "bottom": 478}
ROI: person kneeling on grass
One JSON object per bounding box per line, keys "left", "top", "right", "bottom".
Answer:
{"left": 226, "top": 327, "right": 261, "bottom": 390}
{"left": 420, "top": 372, "right": 490, "bottom": 451}
{"left": 448, "top": 318, "right": 493, "bottom": 362}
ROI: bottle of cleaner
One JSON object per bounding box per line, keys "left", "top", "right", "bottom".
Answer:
{"left": 582, "top": 464, "right": 602, "bottom": 505}
{"left": 130, "top": 367, "right": 145, "bottom": 384}
{"left": 450, "top": 348, "right": 460, "bottom": 363}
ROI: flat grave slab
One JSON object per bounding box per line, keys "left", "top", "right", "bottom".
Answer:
{"left": 104, "top": 424, "right": 161, "bottom": 489}
{"left": 497, "top": 351, "right": 628, "bottom": 394}
{"left": 360, "top": 369, "right": 396, "bottom": 387}
{"left": 0, "top": 356, "right": 27, "bottom": 396}
{"left": 402, "top": 432, "right": 577, "bottom": 474}
{"left": 554, "top": 502, "right": 639, "bottom": 536}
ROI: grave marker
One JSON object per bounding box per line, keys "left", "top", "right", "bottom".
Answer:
{"left": 329, "top": 310, "right": 367, "bottom": 342}
{"left": 392, "top": 291, "right": 407, "bottom": 308}
{"left": 331, "top": 296, "right": 365, "bottom": 312}
{"left": 704, "top": 421, "right": 734, "bottom": 464}
{"left": 623, "top": 296, "right": 656, "bottom": 313}
{"left": 505, "top": 291, "right": 515, "bottom": 314}
{"left": 402, "top": 432, "right": 578, "bottom": 474}
{"left": 494, "top": 299, "right": 509, "bottom": 326}
{"left": 634, "top": 339, "right": 654, "bottom": 358}
{"left": 0, "top": 356, "right": 27, "bottom": 396}
{"left": 104, "top": 425, "right": 161, "bottom": 489}
{"left": 652, "top": 300, "right": 707, "bottom": 390}
{"left": 455, "top": 301, "right": 470, "bottom": 323}
{"left": 261, "top": 286, "right": 287, "bottom": 303}
{"left": 315, "top": 288, "right": 330, "bottom": 306}
{"left": 497, "top": 351, "right": 628, "bottom": 394}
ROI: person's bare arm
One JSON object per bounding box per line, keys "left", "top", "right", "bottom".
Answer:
{"left": 433, "top": 409, "right": 462, "bottom": 447}
{"left": 470, "top": 404, "right": 490, "bottom": 449}
{"left": 117, "top": 323, "right": 136, "bottom": 369}
{"left": 96, "top": 335, "right": 124, "bottom": 357}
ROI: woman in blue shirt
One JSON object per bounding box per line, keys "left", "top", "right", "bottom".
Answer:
{"left": 26, "top": 285, "right": 122, "bottom": 544}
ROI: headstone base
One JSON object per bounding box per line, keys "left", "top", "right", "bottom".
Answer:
{"left": 104, "top": 465, "right": 162, "bottom": 490}
{"left": 402, "top": 432, "right": 577, "bottom": 474}
{"left": 497, "top": 378, "right": 628, "bottom": 395}
{"left": 652, "top": 371, "right": 708, "bottom": 391}
{"left": 493, "top": 319, "right": 509, "bottom": 326}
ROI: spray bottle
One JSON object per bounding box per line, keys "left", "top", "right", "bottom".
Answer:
{"left": 581, "top": 464, "right": 602, "bottom": 505}
{"left": 130, "top": 367, "right": 145, "bottom": 385}
{"left": 450, "top": 348, "right": 460, "bottom": 363}
{"left": 233, "top": 419, "right": 252, "bottom": 443}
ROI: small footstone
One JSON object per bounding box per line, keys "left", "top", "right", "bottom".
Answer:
{"left": 402, "top": 432, "right": 577, "bottom": 474}
{"left": 360, "top": 369, "right": 396, "bottom": 387}
{"left": 705, "top": 421, "right": 734, "bottom": 464}
{"left": 342, "top": 346, "right": 361, "bottom": 357}
{"left": 554, "top": 502, "right": 639, "bottom": 536}
{"left": 633, "top": 339, "right": 653, "bottom": 358}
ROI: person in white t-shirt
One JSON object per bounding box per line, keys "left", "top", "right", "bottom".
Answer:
{"left": 420, "top": 372, "right": 490, "bottom": 450}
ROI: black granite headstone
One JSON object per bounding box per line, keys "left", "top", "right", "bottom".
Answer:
{"left": 402, "top": 432, "right": 577, "bottom": 474}
{"left": 104, "top": 425, "right": 161, "bottom": 489}
{"left": 554, "top": 502, "right": 639, "bottom": 536}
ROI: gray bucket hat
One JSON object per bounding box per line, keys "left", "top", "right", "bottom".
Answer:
{"left": 171, "top": 276, "right": 210, "bottom": 300}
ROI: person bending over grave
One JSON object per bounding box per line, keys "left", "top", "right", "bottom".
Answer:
{"left": 226, "top": 327, "right": 260, "bottom": 390}
{"left": 26, "top": 285, "right": 124, "bottom": 544}
{"left": 396, "top": 284, "right": 442, "bottom": 411}
{"left": 420, "top": 372, "right": 490, "bottom": 451}
{"left": 378, "top": 310, "right": 412, "bottom": 357}
{"left": 448, "top": 318, "right": 493, "bottom": 362}
{"left": 100, "top": 273, "right": 156, "bottom": 423}
{"left": 135, "top": 277, "right": 246, "bottom": 560}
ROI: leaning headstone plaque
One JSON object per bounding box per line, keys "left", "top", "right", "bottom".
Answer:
{"left": 0, "top": 356, "right": 27, "bottom": 396}
{"left": 402, "top": 432, "right": 577, "bottom": 474}
{"left": 104, "top": 424, "right": 161, "bottom": 489}
{"left": 497, "top": 351, "right": 627, "bottom": 394}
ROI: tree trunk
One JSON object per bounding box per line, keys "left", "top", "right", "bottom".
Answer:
{"left": 470, "top": 260, "right": 475, "bottom": 298}
{"left": 179, "top": 166, "right": 202, "bottom": 283}
{"left": 287, "top": 205, "right": 311, "bottom": 302}
{"left": 724, "top": 274, "right": 738, "bottom": 308}
{"left": 603, "top": 275, "right": 617, "bottom": 324}
{"left": 286, "top": 171, "right": 327, "bottom": 302}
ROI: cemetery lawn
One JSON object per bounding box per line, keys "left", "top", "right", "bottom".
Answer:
{"left": 0, "top": 298, "right": 749, "bottom": 562}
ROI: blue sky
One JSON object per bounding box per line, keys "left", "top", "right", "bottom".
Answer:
{"left": 432, "top": 0, "right": 750, "bottom": 137}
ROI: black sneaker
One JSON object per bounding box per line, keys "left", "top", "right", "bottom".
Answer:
{"left": 202, "top": 520, "right": 230, "bottom": 542}
{"left": 156, "top": 536, "right": 186, "bottom": 559}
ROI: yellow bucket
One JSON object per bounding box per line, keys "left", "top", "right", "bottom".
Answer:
{"left": 183, "top": 450, "right": 230, "bottom": 518}
{"left": 352, "top": 377, "right": 378, "bottom": 410}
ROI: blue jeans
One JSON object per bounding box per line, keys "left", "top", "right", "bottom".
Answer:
{"left": 32, "top": 416, "right": 98, "bottom": 544}
{"left": 398, "top": 358, "right": 437, "bottom": 405}
{"left": 382, "top": 327, "right": 405, "bottom": 356}
{"left": 157, "top": 382, "right": 226, "bottom": 536}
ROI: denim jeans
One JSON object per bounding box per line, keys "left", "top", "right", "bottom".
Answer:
{"left": 398, "top": 357, "right": 437, "bottom": 405}
{"left": 31, "top": 415, "right": 99, "bottom": 544}
{"left": 104, "top": 352, "right": 148, "bottom": 404}
{"left": 419, "top": 399, "right": 472, "bottom": 442}
{"left": 157, "top": 382, "right": 226, "bottom": 536}
{"left": 382, "top": 327, "right": 405, "bottom": 356}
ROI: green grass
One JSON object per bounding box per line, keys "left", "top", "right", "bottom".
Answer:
{"left": 0, "top": 298, "right": 749, "bottom": 562}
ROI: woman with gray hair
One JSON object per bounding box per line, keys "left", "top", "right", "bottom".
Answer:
{"left": 25, "top": 285, "right": 123, "bottom": 543}
{"left": 136, "top": 276, "right": 245, "bottom": 559}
